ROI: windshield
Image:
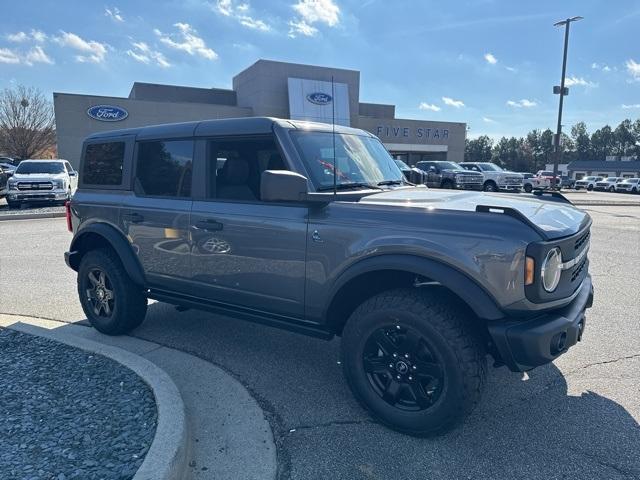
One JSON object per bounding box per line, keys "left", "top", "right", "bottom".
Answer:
{"left": 16, "top": 161, "right": 65, "bottom": 174}
{"left": 477, "top": 163, "right": 503, "bottom": 172}
{"left": 436, "top": 162, "right": 463, "bottom": 170}
{"left": 394, "top": 159, "right": 410, "bottom": 170}
{"left": 291, "top": 132, "right": 403, "bottom": 189}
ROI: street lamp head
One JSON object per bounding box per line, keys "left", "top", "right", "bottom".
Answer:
{"left": 554, "top": 16, "right": 583, "bottom": 26}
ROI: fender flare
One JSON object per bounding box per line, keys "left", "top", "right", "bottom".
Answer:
{"left": 325, "top": 254, "right": 505, "bottom": 321}
{"left": 68, "top": 222, "right": 146, "bottom": 286}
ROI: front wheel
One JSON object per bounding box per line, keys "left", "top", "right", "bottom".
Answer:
{"left": 524, "top": 184, "right": 533, "bottom": 193}
{"left": 341, "top": 289, "right": 486, "bottom": 437}
{"left": 78, "top": 249, "right": 147, "bottom": 335}
{"left": 483, "top": 181, "right": 498, "bottom": 192}
{"left": 587, "top": 185, "right": 594, "bottom": 191}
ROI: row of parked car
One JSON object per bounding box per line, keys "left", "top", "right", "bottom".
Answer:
{"left": 393, "top": 159, "right": 640, "bottom": 194}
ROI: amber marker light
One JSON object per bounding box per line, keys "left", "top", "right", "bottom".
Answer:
{"left": 525, "top": 257, "right": 535, "bottom": 285}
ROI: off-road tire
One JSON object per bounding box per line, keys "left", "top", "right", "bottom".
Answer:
{"left": 78, "top": 249, "right": 147, "bottom": 335}
{"left": 341, "top": 288, "right": 486, "bottom": 437}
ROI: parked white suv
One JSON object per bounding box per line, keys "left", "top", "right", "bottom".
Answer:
{"left": 573, "top": 176, "right": 603, "bottom": 191}
{"left": 6, "top": 159, "right": 78, "bottom": 208}
{"left": 459, "top": 162, "right": 523, "bottom": 192}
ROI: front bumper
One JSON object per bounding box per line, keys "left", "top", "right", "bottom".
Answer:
{"left": 499, "top": 184, "right": 523, "bottom": 191}
{"left": 7, "top": 189, "right": 69, "bottom": 202}
{"left": 488, "top": 275, "right": 593, "bottom": 372}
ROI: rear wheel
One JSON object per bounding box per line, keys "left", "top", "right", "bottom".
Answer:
{"left": 341, "top": 288, "right": 486, "bottom": 437}
{"left": 78, "top": 249, "right": 147, "bottom": 335}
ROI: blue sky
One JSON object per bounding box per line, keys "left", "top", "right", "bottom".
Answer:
{"left": 1, "top": 0, "right": 639, "bottom": 139}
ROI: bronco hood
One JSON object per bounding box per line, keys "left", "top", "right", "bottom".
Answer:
{"left": 359, "top": 188, "right": 589, "bottom": 239}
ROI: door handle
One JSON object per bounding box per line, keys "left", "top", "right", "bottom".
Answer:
{"left": 195, "top": 219, "right": 223, "bottom": 231}
{"left": 123, "top": 213, "right": 144, "bottom": 223}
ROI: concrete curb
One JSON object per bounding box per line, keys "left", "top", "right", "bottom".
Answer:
{"left": 0, "top": 314, "right": 190, "bottom": 480}
{"left": 0, "top": 211, "right": 66, "bottom": 221}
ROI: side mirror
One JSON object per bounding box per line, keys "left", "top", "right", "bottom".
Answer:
{"left": 69, "top": 171, "right": 77, "bottom": 177}
{"left": 261, "top": 170, "right": 309, "bottom": 202}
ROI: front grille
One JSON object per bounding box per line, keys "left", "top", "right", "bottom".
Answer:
{"left": 458, "top": 174, "right": 483, "bottom": 184}
{"left": 574, "top": 230, "right": 590, "bottom": 252}
{"left": 504, "top": 177, "right": 522, "bottom": 185}
{"left": 17, "top": 181, "right": 53, "bottom": 191}
{"left": 571, "top": 257, "right": 587, "bottom": 282}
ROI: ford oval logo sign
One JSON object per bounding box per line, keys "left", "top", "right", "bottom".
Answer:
{"left": 306, "top": 92, "right": 332, "bottom": 106}
{"left": 87, "top": 105, "right": 129, "bottom": 122}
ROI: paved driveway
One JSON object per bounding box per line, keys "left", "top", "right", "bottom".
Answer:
{"left": 1, "top": 207, "right": 638, "bottom": 479}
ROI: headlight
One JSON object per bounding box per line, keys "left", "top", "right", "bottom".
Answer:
{"left": 8, "top": 180, "right": 17, "bottom": 189}
{"left": 54, "top": 179, "right": 65, "bottom": 189}
{"left": 541, "top": 247, "right": 563, "bottom": 292}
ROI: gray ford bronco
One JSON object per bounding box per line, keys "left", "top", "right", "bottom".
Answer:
{"left": 65, "top": 117, "right": 593, "bottom": 436}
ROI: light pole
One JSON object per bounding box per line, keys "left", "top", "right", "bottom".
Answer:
{"left": 551, "top": 16, "right": 583, "bottom": 189}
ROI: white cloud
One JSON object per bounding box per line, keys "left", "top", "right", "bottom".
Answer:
{"left": 418, "top": 102, "right": 441, "bottom": 112}
{"left": 442, "top": 96, "right": 465, "bottom": 108}
{"left": 625, "top": 59, "right": 640, "bottom": 81}
{"left": 289, "top": 0, "right": 340, "bottom": 37}
{"left": 288, "top": 19, "right": 318, "bottom": 37}
{"left": 482, "top": 116, "right": 496, "bottom": 123}
{"left": 127, "top": 41, "right": 170, "bottom": 68}
{"left": 213, "top": 1, "right": 271, "bottom": 31}
{"left": 564, "top": 76, "right": 598, "bottom": 88}
{"left": 505, "top": 66, "right": 517, "bottom": 73}
{"left": 0, "top": 45, "right": 53, "bottom": 66}
{"left": 506, "top": 99, "right": 537, "bottom": 108}
{"left": 622, "top": 104, "right": 640, "bottom": 109}
{"left": 0, "top": 48, "right": 21, "bottom": 64}
{"left": 293, "top": 0, "right": 340, "bottom": 26}
{"left": 6, "top": 30, "right": 47, "bottom": 43}
{"left": 7, "top": 32, "right": 29, "bottom": 42}
{"left": 25, "top": 45, "right": 54, "bottom": 65}
{"left": 591, "top": 62, "right": 612, "bottom": 72}
{"left": 31, "top": 30, "right": 47, "bottom": 42}
{"left": 484, "top": 53, "right": 497, "bottom": 65}
{"left": 105, "top": 7, "right": 124, "bottom": 22}
{"left": 155, "top": 23, "right": 218, "bottom": 60}
{"left": 54, "top": 31, "right": 108, "bottom": 63}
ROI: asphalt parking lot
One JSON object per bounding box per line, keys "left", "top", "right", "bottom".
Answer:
{"left": 0, "top": 207, "right": 638, "bottom": 479}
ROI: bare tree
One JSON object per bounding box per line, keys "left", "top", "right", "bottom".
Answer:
{"left": 0, "top": 85, "right": 55, "bottom": 159}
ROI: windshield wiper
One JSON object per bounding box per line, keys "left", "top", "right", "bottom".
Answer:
{"left": 317, "top": 182, "right": 382, "bottom": 192}
{"left": 377, "top": 179, "right": 411, "bottom": 186}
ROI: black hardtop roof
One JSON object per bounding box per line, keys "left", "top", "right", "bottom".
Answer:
{"left": 85, "top": 117, "right": 374, "bottom": 142}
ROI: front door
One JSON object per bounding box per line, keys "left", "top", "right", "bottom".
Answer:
{"left": 189, "top": 136, "right": 308, "bottom": 318}
{"left": 120, "top": 139, "right": 194, "bottom": 290}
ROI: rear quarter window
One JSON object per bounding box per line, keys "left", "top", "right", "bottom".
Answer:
{"left": 82, "top": 142, "right": 125, "bottom": 185}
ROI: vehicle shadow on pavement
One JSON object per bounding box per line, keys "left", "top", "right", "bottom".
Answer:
{"left": 121, "top": 303, "right": 640, "bottom": 479}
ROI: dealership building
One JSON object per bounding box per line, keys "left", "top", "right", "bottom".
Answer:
{"left": 54, "top": 59, "right": 466, "bottom": 168}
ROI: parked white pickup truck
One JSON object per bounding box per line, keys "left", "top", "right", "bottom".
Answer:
{"left": 459, "top": 162, "right": 523, "bottom": 192}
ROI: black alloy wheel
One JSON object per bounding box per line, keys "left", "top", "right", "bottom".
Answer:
{"left": 363, "top": 325, "right": 444, "bottom": 411}
{"left": 85, "top": 267, "right": 115, "bottom": 318}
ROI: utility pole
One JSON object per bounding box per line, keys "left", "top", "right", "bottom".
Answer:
{"left": 552, "top": 16, "right": 583, "bottom": 189}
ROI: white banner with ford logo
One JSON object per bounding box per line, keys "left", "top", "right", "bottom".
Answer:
{"left": 287, "top": 77, "right": 350, "bottom": 126}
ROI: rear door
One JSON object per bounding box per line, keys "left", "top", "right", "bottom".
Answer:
{"left": 120, "top": 138, "right": 194, "bottom": 291}
{"left": 189, "top": 135, "right": 308, "bottom": 317}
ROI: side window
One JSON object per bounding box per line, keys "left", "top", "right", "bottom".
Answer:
{"left": 206, "top": 137, "right": 286, "bottom": 201}
{"left": 83, "top": 142, "right": 125, "bottom": 185}
{"left": 64, "top": 161, "right": 74, "bottom": 173}
{"left": 135, "top": 140, "right": 193, "bottom": 198}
